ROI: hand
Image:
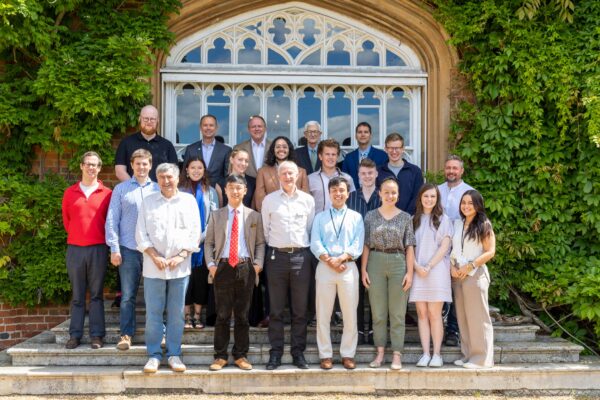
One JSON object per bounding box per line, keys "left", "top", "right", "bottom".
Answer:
{"left": 415, "top": 264, "right": 429, "bottom": 278}
{"left": 362, "top": 269, "right": 371, "bottom": 289}
{"left": 110, "top": 253, "right": 122, "bottom": 267}
{"left": 208, "top": 265, "right": 217, "bottom": 280}
{"left": 402, "top": 273, "right": 413, "bottom": 292}
{"left": 253, "top": 264, "right": 262, "bottom": 275}
{"left": 167, "top": 255, "right": 184, "bottom": 270}
{"left": 457, "top": 264, "right": 470, "bottom": 279}
{"left": 152, "top": 255, "right": 168, "bottom": 271}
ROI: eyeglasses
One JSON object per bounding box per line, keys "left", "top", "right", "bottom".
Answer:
{"left": 385, "top": 146, "right": 404, "bottom": 152}
{"left": 141, "top": 117, "right": 158, "bottom": 123}
{"left": 305, "top": 130, "right": 321, "bottom": 135}
{"left": 82, "top": 162, "right": 99, "bottom": 168}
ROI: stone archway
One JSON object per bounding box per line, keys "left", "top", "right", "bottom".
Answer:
{"left": 152, "top": 0, "right": 458, "bottom": 171}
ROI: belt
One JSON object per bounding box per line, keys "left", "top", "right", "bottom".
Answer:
{"left": 218, "top": 257, "right": 251, "bottom": 265}
{"left": 370, "top": 248, "right": 403, "bottom": 254}
{"left": 274, "top": 247, "right": 307, "bottom": 254}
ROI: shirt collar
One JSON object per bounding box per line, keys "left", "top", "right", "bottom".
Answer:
{"left": 202, "top": 140, "right": 216, "bottom": 148}
{"left": 130, "top": 176, "right": 152, "bottom": 187}
{"left": 330, "top": 205, "right": 347, "bottom": 215}
{"left": 227, "top": 204, "right": 244, "bottom": 214}
{"left": 360, "top": 146, "right": 371, "bottom": 156}
{"left": 252, "top": 137, "right": 267, "bottom": 148}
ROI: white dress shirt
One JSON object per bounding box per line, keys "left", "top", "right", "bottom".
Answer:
{"left": 136, "top": 190, "right": 201, "bottom": 279}
{"left": 261, "top": 188, "right": 315, "bottom": 248}
{"left": 251, "top": 137, "right": 267, "bottom": 171}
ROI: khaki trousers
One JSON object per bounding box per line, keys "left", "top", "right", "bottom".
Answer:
{"left": 452, "top": 266, "right": 494, "bottom": 367}
{"left": 315, "top": 261, "right": 359, "bottom": 359}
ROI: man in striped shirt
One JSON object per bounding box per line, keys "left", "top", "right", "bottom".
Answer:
{"left": 346, "top": 158, "right": 380, "bottom": 345}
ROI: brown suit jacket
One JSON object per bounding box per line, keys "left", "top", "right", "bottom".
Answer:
{"left": 253, "top": 165, "right": 310, "bottom": 212}
{"left": 235, "top": 139, "right": 272, "bottom": 178}
{"left": 204, "top": 205, "right": 265, "bottom": 269}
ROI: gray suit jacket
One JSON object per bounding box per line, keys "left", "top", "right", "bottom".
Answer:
{"left": 235, "top": 138, "right": 272, "bottom": 178}
{"left": 204, "top": 205, "right": 265, "bottom": 269}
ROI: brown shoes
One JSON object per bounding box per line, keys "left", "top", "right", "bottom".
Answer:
{"left": 234, "top": 357, "right": 253, "bottom": 370}
{"left": 90, "top": 337, "right": 103, "bottom": 349}
{"left": 209, "top": 358, "right": 228, "bottom": 371}
{"left": 342, "top": 357, "right": 356, "bottom": 370}
{"left": 320, "top": 358, "right": 333, "bottom": 370}
{"left": 65, "top": 337, "right": 80, "bottom": 349}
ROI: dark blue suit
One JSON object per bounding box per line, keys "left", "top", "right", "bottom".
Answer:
{"left": 183, "top": 140, "right": 232, "bottom": 188}
{"left": 341, "top": 146, "right": 388, "bottom": 189}
{"left": 376, "top": 160, "right": 423, "bottom": 215}
{"left": 294, "top": 145, "right": 321, "bottom": 175}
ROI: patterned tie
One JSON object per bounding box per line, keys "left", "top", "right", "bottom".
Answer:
{"left": 309, "top": 149, "right": 317, "bottom": 170}
{"left": 228, "top": 210, "right": 239, "bottom": 267}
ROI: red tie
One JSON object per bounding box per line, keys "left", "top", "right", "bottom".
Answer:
{"left": 229, "top": 210, "right": 239, "bottom": 267}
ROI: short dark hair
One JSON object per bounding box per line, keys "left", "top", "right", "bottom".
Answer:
{"left": 200, "top": 114, "right": 218, "bottom": 126}
{"left": 358, "top": 158, "right": 376, "bottom": 169}
{"left": 328, "top": 176, "right": 349, "bottom": 191}
{"left": 385, "top": 132, "right": 404, "bottom": 146}
{"left": 225, "top": 174, "right": 247, "bottom": 187}
{"left": 355, "top": 121, "right": 372, "bottom": 134}
{"left": 317, "top": 138, "right": 340, "bottom": 155}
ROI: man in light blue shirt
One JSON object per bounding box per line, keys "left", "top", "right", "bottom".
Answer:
{"left": 310, "top": 176, "right": 364, "bottom": 370}
{"left": 105, "top": 149, "right": 158, "bottom": 351}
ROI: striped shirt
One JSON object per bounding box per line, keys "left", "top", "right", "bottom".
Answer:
{"left": 346, "top": 187, "right": 381, "bottom": 218}
{"left": 105, "top": 177, "right": 159, "bottom": 253}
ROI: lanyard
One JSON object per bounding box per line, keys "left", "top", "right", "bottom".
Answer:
{"left": 329, "top": 208, "right": 347, "bottom": 240}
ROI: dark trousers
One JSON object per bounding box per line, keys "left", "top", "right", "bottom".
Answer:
{"left": 356, "top": 256, "right": 372, "bottom": 333}
{"left": 213, "top": 260, "right": 255, "bottom": 360}
{"left": 306, "top": 253, "right": 318, "bottom": 322}
{"left": 66, "top": 244, "right": 108, "bottom": 339}
{"left": 446, "top": 301, "right": 460, "bottom": 334}
{"left": 267, "top": 248, "right": 311, "bottom": 357}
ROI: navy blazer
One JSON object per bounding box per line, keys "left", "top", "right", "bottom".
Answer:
{"left": 376, "top": 160, "right": 423, "bottom": 215}
{"left": 183, "top": 140, "right": 232, "bottom": 188}
{"left": 341, "top": 146, "right": 389, "bottom": 189}
{"left": 294, "top": 145, "right": 321, "bottom": 175}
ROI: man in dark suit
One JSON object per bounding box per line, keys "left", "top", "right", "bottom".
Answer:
{"left": 234, "top": 115, "right": 272, "bottom": 178}
{"left": 182, "top": 114, "right": 232, "bottom": 188}
{"left": 341, "top": 122, "right": 388, "bottom": 189}
{"left": 204, "top": 174, "right": 265, "bottom": 371}
{"left": 294, "top": 121, "right": 322, "bottom": 174}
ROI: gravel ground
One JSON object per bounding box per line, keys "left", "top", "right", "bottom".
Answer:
{"left": 1, "top": 395, "right": 599, "bottom": 399}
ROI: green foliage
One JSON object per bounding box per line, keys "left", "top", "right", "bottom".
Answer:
{"left": 0, "top": 0, "right": 181, "bottom": 305}
{"left": 434, "top": 0, "right": 600, "bottom": 346}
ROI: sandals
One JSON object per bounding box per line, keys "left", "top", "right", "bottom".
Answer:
{"left": 184, "top": 315, "right": 193, "bottom": 329}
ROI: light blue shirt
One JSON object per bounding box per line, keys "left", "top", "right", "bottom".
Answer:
{"left": 438, "top": 180, "right": 474, "bottom": 222}
{"left": 202, "top": 140, "right": 216, "bottom": 167}
{"left": 105, "top": 177, "right": 159, "bottom": 253}
{"left": 359, "top": 146, "right": 371, "bottom": 161}
{"left": 310, "top": 205, "right": 364, "bottom": 260}
{"left": 220, "top": 205, "right": 250, "bottom": 259}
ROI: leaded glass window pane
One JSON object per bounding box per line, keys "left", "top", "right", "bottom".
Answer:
{"left": 327, "top": 87, "right": 351, "bottom": 146}
{"left": 176, "top": 84, "right": 201, "bottom": 144}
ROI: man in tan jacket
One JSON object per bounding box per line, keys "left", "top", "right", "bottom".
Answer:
{"left": 204, "top": 174, "right": 265, "bottom": 371}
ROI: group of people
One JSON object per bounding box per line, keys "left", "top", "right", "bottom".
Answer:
{"left": 61, "top": 104, "right": 496, "bottom": 374}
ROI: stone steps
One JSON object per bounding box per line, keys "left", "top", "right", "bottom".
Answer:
{"left": 51, "top": 319, "right": 540, "bottom": 345}
{"left": 7, "top": 337, "right": 582, "bottom": 367}
{"left": 2, "top": 361, "right": 600, "bottom": 395}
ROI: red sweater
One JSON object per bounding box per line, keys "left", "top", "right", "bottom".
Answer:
{"left": 62, "top": 181, "right": 112, "bottom": 246}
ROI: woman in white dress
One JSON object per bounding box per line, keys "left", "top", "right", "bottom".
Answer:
{"left": 450, "top": 189, "right": 496, "bottom": 369}
{"left": 409, "top": 183, "right": 453, "bottom": 367}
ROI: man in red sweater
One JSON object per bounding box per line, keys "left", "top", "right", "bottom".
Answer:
{"left": 61, "top": 151, "right": 112, "bottom": 349}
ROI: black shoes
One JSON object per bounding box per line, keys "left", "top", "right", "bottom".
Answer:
{"left": 367, "top": 330, "right": 374, "bottom": 345}
{"left": 358, "top": 331, "right": 366, "bottom": 345}
{"left": 445, "top": 331, "right": 460, "bottom": 347}
{"left": 266, "top": 354, "right": 281, "bottom": 370}
{"left": 292, "top": 354, "right": 309, "bottom": 369}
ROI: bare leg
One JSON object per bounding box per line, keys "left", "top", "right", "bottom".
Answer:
{"left": 428, "top": 302, "right": 444, "bottom": 355}
{"left": 416, "top": 301, "right": 431, "bottom": 355}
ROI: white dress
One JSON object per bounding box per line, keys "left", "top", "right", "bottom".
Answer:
{"left": 409, "top": 214, "right": 453, "bottom": 302}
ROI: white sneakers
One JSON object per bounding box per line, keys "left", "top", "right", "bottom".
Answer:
{"left": 143, "top": 356, "right": 186, "bottom": 373}
{"left": 168, "top": 356, "right": 187, "bottom": 372}
{"left": 143, "top": 358, "right": 160, "bottom": 373}
{"left": 416, "top": 353, "right": 443, "bottom": 367}
{"left": 454, "top": 358, "right": 466, "bottom": 366}
{"left": 416, "top": 354, "right": 431, "bottom": 367}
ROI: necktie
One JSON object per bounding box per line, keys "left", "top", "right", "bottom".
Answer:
{"left": 228, "top": 210, "right": 239, "bottom": 267}
{"left": 309, "top": 149, "right": 317, "bottom": 170}
{"left": 360, "top": 152, "right": 367, "bottom": 161}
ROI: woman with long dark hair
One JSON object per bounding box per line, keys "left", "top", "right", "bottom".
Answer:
{"left": 450, "top": 189, "right": 496, "bottom": 369}
{"left": 254, "top": 136, "right": 309, "bottom": 211}
{"left": 179, "top": 157, "right": 220, "bottom": 329}
{"left": 409, "top": 183, "right": 453, "bottom": 367}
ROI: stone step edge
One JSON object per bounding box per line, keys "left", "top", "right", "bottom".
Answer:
{"left": 2, "top": 362, "right": 600, "bottom": 395}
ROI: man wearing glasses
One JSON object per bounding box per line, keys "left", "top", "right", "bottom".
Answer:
{"left": 376, "top": 132, "right": 423, "bottom": 215}
{"left": 295, "top": 121, "right": 323, "bottom": 174}
{"left": 115, "top": 105, "right": 178, "bottom": 182}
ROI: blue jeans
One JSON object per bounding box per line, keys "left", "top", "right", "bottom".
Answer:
{"left": 144, "top": 276, "right": 189, "bottom": 360}
{"left": 119, "top": 246, "right": 143, "bottom": 337}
